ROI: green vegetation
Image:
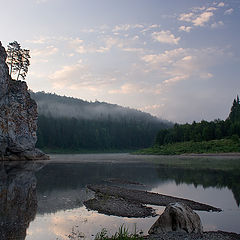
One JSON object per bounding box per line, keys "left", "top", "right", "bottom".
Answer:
{"left": 155, "top": 96, "right": 240, "bottom": 146}
{"left": 137, "top": 138, "right": 240, "bottom": 156}
{"left": 138, "top": 96, "right": 240, "bottom": 155}
{"left": 149, "top": 152, "right": 240, "bottom": 171}
{"left": 61, "top": 225, "right": 143, "bottom": 240}
{"left": 95, "top": 225, "right": 143, "bottom": 240}
{"left": 31, "top": 91, "right": 170, "bottom": 152}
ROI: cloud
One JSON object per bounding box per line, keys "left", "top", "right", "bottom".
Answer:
{"left": 26, "top": 37, "right": 50, "bottom": 44}
{"left": 206, "top": 7, "right": 217, "bottom": 11}
{"left": 179, "top": 25, "right": 192, "bottom": 32}
{"left": 70, "top": 38, "right": 84, "bottom": 45}
{"left": 211, "top": 21, "right": 224, "bottom": 28}
{"left": 31, "top": 45, "right": 58, "bottom": 57}
{"left": 179, "top": 12, "right": 194, "bottom": 22}
{"left": 141, "top": 47, "right": 226, "bottom": 95}
{"left": 140, "top": 104, "right": 165, "bottom": 113}
{"left": 108, "top": 83, "right": 143, "bottom": 94}
{"left": 163, "top": 75, "right": 189, "bottom": 85}
{"left": 224, "top": 8, "right": 234, "bottom": 15}
{"left": 182, "top": 55, "right": 192, "bottom": 61}
{"left": 218, "top": 2, "right": 225, "bottom": 7}
{"left": 200, "top": 72, "right": 213, "bottom": 79}
{"left": 113, "top": 24, "right": 144, "bottom": 32}
{"left": 142, "top": 48, "right": 186, "bottom": 65}
{"left": 49, "top": 62, "right": 116, "bottom": 92}
{"left": 152, "top": 31, "right": 180, "bottom": 45}
{"left": 192, "top": 6, "right": 206, "bottom": 12}
{"left": 35, "top": 0, "right": 50, "bottom": 3}
{"left": 68, "top": 36, "right": 118, "bottom": 54}
{"left": 122, "top": 47, "right": 144, "bottom": 53}
{"left": 192, "top": 11, "right": 214, "bottom": 26}
{"left": 178, "top": 2, "right": 227, "bottom": 29}
{"left": 140, "top": 24, "right": 161, "bottom": 33}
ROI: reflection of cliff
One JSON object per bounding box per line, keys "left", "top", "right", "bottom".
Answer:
{"left": 157, "top": 166, "right": 240, "bottom": 207}
{"left": 0, "top": 162, "right": 44, "bottom": 240}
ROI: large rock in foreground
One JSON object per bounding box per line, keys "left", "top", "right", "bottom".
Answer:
{"left": 149, "top": 202, "right": 203, "bottom": 234}
{"left": 0, "top": 41, "right": 48, "bottom": 160}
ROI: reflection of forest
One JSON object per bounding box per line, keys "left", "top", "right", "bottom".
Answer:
{"left": 35, "top": 162, "right": 162, "bottom": 214}
{"left": 157, "top": 166, "right": 240, "bottom": 207}
{"left": 36, "top": 162, "right": 161, "bottom": 192}
{"left": 35, "top": 162, "right": 240, "bottom": 214}
{"left": 0, "top": 162, "right": 44, "bottom": 240}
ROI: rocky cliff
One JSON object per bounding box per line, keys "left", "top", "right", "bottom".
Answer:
{"left": 0, "top": 41, "right": 48, "bottom": 160}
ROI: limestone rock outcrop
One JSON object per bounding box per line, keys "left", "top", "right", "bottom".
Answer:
{"left": 148, "top": 202, "right": 203, "bottom": 234}
{"left": 0, "top": 41, "right": 48, "bottom": 160}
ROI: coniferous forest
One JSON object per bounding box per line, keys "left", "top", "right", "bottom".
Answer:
{"left": 31, "top": 91, "right": 171, "bottom": 152}
{"left": 155, "top": 96, "right": 240, "bottom": 146}
{"left": 31, "top": 92, "right": 240, "bottom": 153}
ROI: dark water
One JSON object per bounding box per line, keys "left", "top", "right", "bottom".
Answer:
{"left": 0, "top": 154, "right": 240, "bottom": 240}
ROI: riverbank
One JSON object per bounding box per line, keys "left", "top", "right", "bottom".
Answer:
{"left": 41, "top": 153, "right": 240, "bottom": 172}
{"left": 135, "top": 139, "right": 240, "bottom": 156}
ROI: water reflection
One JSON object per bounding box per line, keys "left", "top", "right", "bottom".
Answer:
{"left": 156, "top": 166, "right": 240, "bottom": 207}
{"left": 1, "top": 157, "right": 240, "bottom": 240}
{"left": 35, "top": 162, "right": 240, "bottom": 213}
{"left": 0, "top": 161, "right": 44, "bottom": 240}
{"left": 31, "top": 160, "right": 240, "bottom": 239}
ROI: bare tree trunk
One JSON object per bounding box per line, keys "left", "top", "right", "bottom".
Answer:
{"left": 17, "top": 69, "right": 21, "bottom": 80}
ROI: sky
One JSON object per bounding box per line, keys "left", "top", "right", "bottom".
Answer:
{"left": 0, "top": 0, "right": 240, "bottom": 123}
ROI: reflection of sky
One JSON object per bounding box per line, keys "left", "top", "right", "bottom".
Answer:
{"left": 26, "top": 181, "right": 240, "bottom": 240}
{"left": 151, "top": 182, "right": 240, "bottom": 233}
{"left": 26, "top": 207, "right": 159, "bottom": 240}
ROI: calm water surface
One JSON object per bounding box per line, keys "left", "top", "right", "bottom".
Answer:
{"left": 1, "top": 154, "right": 239, "bottom": 240}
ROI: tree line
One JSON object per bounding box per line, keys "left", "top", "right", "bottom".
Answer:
{"left": 36, "top": 115, "right": 168, "bottom": 151}
{"left": 156, "top": 96, "right": 240, "bottom": 146}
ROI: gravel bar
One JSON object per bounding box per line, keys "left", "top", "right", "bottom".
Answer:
{"left": 87, "top": 184, "right": 222, "bottom": 212}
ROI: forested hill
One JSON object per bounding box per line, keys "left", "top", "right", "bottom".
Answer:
{"left": 30, "top": 91, "right": 171, "bottom": 151}
{"left": 31, "top": 91, "right": 165, "bottom": 121}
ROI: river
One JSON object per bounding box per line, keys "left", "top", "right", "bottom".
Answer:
{"left": 0, "top": 153, "right": 239, "bottom": 240}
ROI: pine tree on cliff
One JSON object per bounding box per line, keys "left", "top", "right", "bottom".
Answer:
{"left": 228, "top": 95, "right": 240, "bottom": 122}
{"left": 6, "top": 41, "right": 20, "bottom": 76}
{"left": 15, "top": 49, "right": 30, "bottom": 80}
{"left": 6, "top": 41, "right": 30, "bottom": 80}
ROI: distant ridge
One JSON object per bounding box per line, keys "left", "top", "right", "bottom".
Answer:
{"left": 30, "top": 91, "right": 172, "bottom": 152}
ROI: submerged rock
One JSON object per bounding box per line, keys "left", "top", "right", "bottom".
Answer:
{"left": 0, "top": 41, "right": 48, "bottom": 160}
{"left": 148, "top": 202, "right": 203, "bottom": 234}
